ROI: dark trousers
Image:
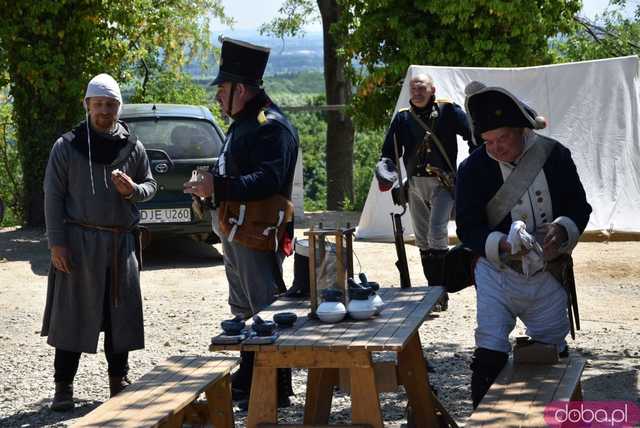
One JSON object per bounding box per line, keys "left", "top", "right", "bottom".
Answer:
{"left": 54, "top": 277, "right": 129, "bottom": 383}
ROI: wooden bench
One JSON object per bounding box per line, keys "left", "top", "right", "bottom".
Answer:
{"left": 73, "top": 355, "right": 239, "bottom": 428}
{"left": 466, "top": 357, "right": 586, "bottom": 427}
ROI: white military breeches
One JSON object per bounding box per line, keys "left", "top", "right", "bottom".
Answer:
{"left": 474, "top": 258, "right": 569, "bottom": 353}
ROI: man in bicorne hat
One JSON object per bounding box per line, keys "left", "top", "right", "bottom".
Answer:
{"left": 184, "top": 37, "right": 298, "bottom": 409}
{"left": 456, "top": 81, "right": 591, "bottom": 408}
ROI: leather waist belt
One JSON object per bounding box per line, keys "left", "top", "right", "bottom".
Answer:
{"left": 65, "top": 220, "right": 134, "bottom": 307}
{"left": 413, "top": 171, "right": 439, "bottom": 178}
{"left": 503, "top": 258, "right": 544, "bottom": 277}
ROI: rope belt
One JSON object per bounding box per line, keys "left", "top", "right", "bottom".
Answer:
{"left": 65, "top": 220, "right": 133, "bottom": 307}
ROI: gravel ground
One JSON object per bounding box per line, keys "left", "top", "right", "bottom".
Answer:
{"left": 1, "top": 211, "right": 639, "bottom": 427}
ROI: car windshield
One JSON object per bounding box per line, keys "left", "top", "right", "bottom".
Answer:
{"left": 126, "top": 118, "right": 222, "bottom": 160}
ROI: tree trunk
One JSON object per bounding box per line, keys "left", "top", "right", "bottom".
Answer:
{"left": 317, "top": 0, "right": 354, "bottom": 210}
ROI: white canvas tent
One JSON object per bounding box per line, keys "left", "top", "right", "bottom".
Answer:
{"left": 356, "top": 55, "right": 640, "bottom": 241}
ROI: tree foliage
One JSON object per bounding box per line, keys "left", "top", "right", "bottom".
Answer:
{"left": 0, "top": 98, "right": 22, "bottom": 226}
{"left": 261, "top": 0, "right": 356, "bottom": 211}
{"left": 552, "top": 0, "right": 640, "bottom": 61}
{"left": 0, "top": 0, "right": 228, "bottom": 225}
{"left": 336, "top": 0, "right": 582, "bottom": 128}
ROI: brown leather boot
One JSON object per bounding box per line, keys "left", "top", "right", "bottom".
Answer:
{"left": 109, "top": 376, "right": 131, "bottom": 397}
{"left": 51, "top": 382, "right": 74, "bottom": 412}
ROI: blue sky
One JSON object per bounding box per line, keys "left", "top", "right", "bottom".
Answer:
{"left": 214, "top": 0, "right": 631, "bottom": 33}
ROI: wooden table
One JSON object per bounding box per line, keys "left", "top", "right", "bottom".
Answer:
{"left": 211, "top": 286, "right": 455, "bottom": 428}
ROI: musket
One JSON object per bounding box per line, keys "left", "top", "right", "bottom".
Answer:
{"left": 391, "top": 133, "right": 411, "bottom": 289}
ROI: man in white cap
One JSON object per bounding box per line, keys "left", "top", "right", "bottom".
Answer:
{"left": 457, "top": 81, "right": 591, "bottom": 408}
{"left": 42, "top": 73, "right": 157, "bottom": 411}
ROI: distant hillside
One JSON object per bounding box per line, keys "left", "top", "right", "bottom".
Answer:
{"left": 264, "top": 71, "right": 325, "bottom": 94}
{"left": 187, "top": 30, "right": 324, "bottom": 77}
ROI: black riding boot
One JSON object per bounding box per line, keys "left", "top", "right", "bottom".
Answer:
{"left": 470, "top": 348, "right": 508, "bottom": 409}
{"left": 421, "top": 249, "right": 449, "bottom": 310}
{"left": 277, "top": 368, "right": 294, "bottom": 407}
{"left": 231, "top": 351, "right": 254, "bottom": 401}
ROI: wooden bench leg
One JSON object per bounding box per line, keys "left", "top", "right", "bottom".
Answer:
{"left": 204, "top": 373, "right": 234, "bottom": 428}
{"left": 350, "top": 351, "right": 384, "bottom": 428}
{"left": 160, "top": 411, "right": 185, "bottom": 428}
{"left": 397, "top": 333, "right": 441, "bottom": 428}
{"left": 304, "top": 368, "right": 338, "bottom": 424}
{"left": 571, "top": 380, "right": 583, "bottom": 401}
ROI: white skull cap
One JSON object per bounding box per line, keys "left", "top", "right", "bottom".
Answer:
{"left": 84, "top": 73, "right": 122, "bottom": 105}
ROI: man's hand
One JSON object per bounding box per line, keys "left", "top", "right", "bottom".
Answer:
{"left": 375, "top": 158, "right": 398, "bottom": 192}
{"left": 111, "top": 169, "right": 136, "bottom": 198}
{"left": 540, "top": 223, "right": 568, "bottom": 260}
{"left": 183, "top": 170, "right": 213, "bottom": 199}
{"left": 498, "top": 237, "right": 529, "bottom": 258}
{"left": 51, "top": 245, "right": 72, "bottom": 273}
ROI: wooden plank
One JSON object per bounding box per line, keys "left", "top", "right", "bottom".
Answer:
{"left": 466, "top": 360, "right": 518, "bottom": 427}
{"left": 78, "top": 356, "right": 237, "bottom": 428}
{"left": 522, "top": 359, "right": 586, "bottom": 428}
{"left": 309, "top": 288, "right": 394, "bottom": 352}
{"left": 252, "top": 348, "right": 372, "bottom": 369}
{"left": 339, "top": 362, "right": 399, "bottom": 394}
{"left": 467, "top": 360, "right": 575, "bottom": 428}
{"left": 350, "top": 351, "right": 384, "bottom": 428}
{"left": 321, "top": 288, "right": 405, "bottom": 351}
{"left": 365, "top": 289, "right": 430, "bottom": 351}
{"left": 551, "top": 358, "right": 586, "bottom": 401}
{"left": 348, "top": 288, "right": 422, "bottom": 351}
{"left": 515, "top": 363, "right": 570, "bottom": 428}
{"left": 303, "top": 368, "right": 338, "bottom": 425}
{"left": 205, "top": 373, "right": 234, "bottom": 428}
{"left": 117, "top": 357, "right": 234, "bottom": 427}
{"left": 481, "top": 363, "right": 546, "bottom": 427}
{"left": 382, "top": 287, "right": 443, "bottom": 350}
{"left": 303, "top": 287, "right": 394, "bottom": 352}
{"left": 73, "top": 355, "right": 198, "bottom": 426}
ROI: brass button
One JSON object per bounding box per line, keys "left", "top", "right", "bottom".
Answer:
{"left": 537, "top": 197, "right": 543, "bottom": 203}
{"left": 535, "top": 190, "right": 542, "bottom": 196}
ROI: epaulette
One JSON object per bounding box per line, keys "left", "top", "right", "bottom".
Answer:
{"left": 436, "top": 98, "right": 452, "bottom": 104}
{"left": 398, "top": 107, "right": 410, "bottom": 112}
{"left": 257, "top": 109, "right": 268, "bottom": 125}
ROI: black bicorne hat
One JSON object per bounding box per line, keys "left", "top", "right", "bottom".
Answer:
{"left": 211, "top": 37, "right": 270, "bottom": 87}
{"left": 464, "top": 81, "right": 546, "bottom": 135}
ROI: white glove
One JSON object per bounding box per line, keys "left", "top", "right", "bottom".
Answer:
{"left": 507, "top": 221, "right": 545, "bottom": 277}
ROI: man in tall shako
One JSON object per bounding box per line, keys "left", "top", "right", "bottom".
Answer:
{"left": 42, "top": 73, "right": 157, "bottom": 411}
{"left": 185, "top": 37, "right": 298, "bottom": 408}
{"left": 456, "top": 81, "right": 591, "bottom": 408}
{"left": 375, "top": 73, "right": 476, "bottom": 310}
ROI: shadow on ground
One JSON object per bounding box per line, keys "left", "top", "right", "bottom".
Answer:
{"left": 0, "top": 227, "right": 50, "bottom": 276}
{"left": 0, "top": 227, "right": 223, "bottom": 275}
{"left": 0, "top": 398, "right": 100, "bottom": 428}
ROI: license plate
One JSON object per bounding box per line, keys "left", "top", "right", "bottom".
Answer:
{"left": 140, "top": 208, "right": 191, "bottom": 224}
